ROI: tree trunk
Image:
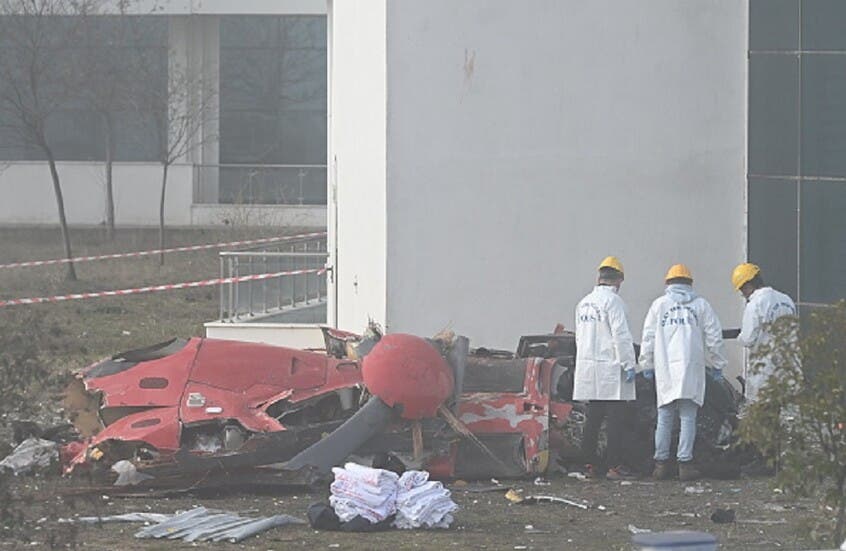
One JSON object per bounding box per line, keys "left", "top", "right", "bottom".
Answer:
{"left": 836, "top": 476, "right": 846, "bottom": 544}
{"left": 104, "top": 112, "right": 116, "bottom": 240}
{"left": 45, "top": 148, "right": 77, "bottom": 281}
{"left": 159, "top": 162, "right": 169, "bottom": 266}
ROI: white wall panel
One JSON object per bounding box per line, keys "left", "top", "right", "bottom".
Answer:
{"left": 382, "top": 1, "right": 748, "bottom": 371}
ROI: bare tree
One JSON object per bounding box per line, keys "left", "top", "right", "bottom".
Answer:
{"left": 0, "top": 0, "right": 95, "bottom": 280}
{"left": 136, "top": 54, "right": 217, "bottom": 265}
{"left": 80, "top": 2, "right": 161, "bottom": 240}
{"left": 78, "top": 9, "right": 129, "bottom": 240}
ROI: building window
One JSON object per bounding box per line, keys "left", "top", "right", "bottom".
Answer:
{"left": 219, "top": 15, "right": 327, "bottom": 205}
{"left": 748, "top": 0, "right": 846, "bottom": 304}
{"left": 800, "top": 180, "right": 846, "bottom": 303}
{"left": 0, "top": 16, "right": 167, "bottom": 163}
{"left": 748, "top": 177, "right": 798, "bottom": 299}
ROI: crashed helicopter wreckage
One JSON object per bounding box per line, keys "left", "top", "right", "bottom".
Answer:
{"left": 61, "top": 325, "right": 745, "bottom": 491}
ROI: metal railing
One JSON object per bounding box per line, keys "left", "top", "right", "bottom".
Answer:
{"left": 218, "top": 235, "right": 329, "bottom": 322}
{"left": 195, "top": 163, "right": 328, "bottom": 205}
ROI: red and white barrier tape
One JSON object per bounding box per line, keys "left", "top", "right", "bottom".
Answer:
{"left": 0, "top": 231, "right": 327, "bottom": 270}
{"left": 0, "top": 268, "right": 327, "bottom": 308}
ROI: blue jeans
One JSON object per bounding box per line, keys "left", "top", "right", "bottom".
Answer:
{"left": 654, "top": 399, "right": 698, "bottom": 463}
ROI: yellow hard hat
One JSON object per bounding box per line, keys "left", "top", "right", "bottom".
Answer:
{"left": 665, "top": 264, "right": 693, "bottom": 282}
{"left": 598, "top": 256, "right": 624, "bottom": 275}
{"left": 731, "top": 262, "right": 760, "bottom": 291}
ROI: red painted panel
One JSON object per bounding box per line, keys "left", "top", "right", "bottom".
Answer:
{"left": 453, "top": 357, "right": 553, "bottom": 475}
{"left": 362, "top": 334, "right": 453, "bottom": 420}
{"left": 66, "top": 406, "right": 181, "bottom": 471}
{"left": 84, "top": 338, "right": 201, "bottom": 408}
{"left": 189, "top": 339, "right": 327, "bottom": 392}
{"left": 179, "top": 382, "right": 285, "bottom": 433}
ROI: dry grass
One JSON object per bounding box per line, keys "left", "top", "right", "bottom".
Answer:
{"left": 0, "top": 226, "right": 310, "bottom": 372}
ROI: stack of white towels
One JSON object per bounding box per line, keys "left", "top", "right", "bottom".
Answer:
{"left": 329, "top": 462, "right": 457, "bottom": 530}
{"left": 329, "top": 462, "right": 399, "bottom": 524}
{"left": 394, "top": 469, "right": 457, "bottom": 529}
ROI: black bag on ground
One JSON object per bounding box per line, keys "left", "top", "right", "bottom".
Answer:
{"left": 308, "top": 502, "right": 395, "bottom": 532}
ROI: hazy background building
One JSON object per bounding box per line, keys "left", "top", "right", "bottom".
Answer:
{"left": 0, "top": 1, "right": 327, "bottom": 227}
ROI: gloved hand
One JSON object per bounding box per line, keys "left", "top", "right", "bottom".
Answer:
{"left": 624, "top": 368, "right": 635, "bottom": 383}
{"left": 643, "top": 369, "right": 655, "bottom": 380}
{"left": 712, "top": 369, "right": 723, "bottom": 382}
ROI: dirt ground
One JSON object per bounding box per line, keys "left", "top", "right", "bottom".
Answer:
{"left": 0, "top": 227, "right": 831, "bottom": 550}
{"left": 2, "top": 474, "right": 823, "bottom": 550}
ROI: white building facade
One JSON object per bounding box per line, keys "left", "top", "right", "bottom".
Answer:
{"left": 329, "top": 0, "right": 749, "bottom": 357}
{"left": 327, "top": 0, "right": 846, "bottom": 372}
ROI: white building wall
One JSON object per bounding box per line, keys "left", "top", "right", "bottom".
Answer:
{"left": 382, "top": 1, "right": 748, "bottom": 367}
{"left": 205, "top": 322, "right": 325, "bottom": 348}
{"left": 0, "top": 162, "right": 193, "bottom": 226}
{"left": 329, "top": 0, "right": 387, "bottom": 331}
{"left": 169, "top": 14, "right": 221, "bottom": 203}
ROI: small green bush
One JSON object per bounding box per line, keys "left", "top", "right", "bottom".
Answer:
{"left": 741, "top": 301, "right": 846, "bottom": 543}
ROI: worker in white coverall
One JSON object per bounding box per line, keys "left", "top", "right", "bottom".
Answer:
{"left": 574, "top": 256, "right": 637, "bottom": 480}
{"left": 640, "top": 264, "right": 728, "bottom": 481}
{"left": 731, "top": 263, "right": 797, "bottom": 406}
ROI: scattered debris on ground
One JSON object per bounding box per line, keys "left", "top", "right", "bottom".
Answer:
{"left": 504, "top": 488, "right": 593, "bottom": 510}
{"left": 110, "top": 460, "right": 153, "bottom": 486}
{"left": 737, "top": 518, "right": 788, "bottom": 525}
{"left": 133, "top": 506, "right": 304, "bottom": 543}
{"left": 58, "top": 512, "right": 171, "bottom": 524}
{"left": 630, "top": 530, "right": 718, "bottom": 550}
{"left": 454, "top": 483, "right": 508, "bottom": 493}
{"left": 710, "top": 508, "right": 736, "bottom": 524}
{"left": 0, "top": 438, "right": 58, "bottom": 475}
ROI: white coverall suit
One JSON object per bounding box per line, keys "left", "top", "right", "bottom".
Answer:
{"left": 738, "top": 287, "right": 797, "bottom": 404}
{"left": 574, "top": 285, "right": 637, "bottom": 402}
{"left": 640, "top": 284, "right": 728, "bottom": 463}
{"left": 574, "top": 285, "right": 637, "bottom": 468}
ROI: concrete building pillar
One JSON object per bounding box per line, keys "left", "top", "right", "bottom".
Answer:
{"left": 168, "top": 15, "right": 220, "bottom": 204}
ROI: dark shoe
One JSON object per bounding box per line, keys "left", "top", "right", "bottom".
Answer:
{"left": 606, "top": 465, "right": 636, "bottom": 481}
{"left": 678, "top": 461, "right": 701, "bottom": 482}
{"left": 652, "top": 460, "right": 673, "bottom": 480}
